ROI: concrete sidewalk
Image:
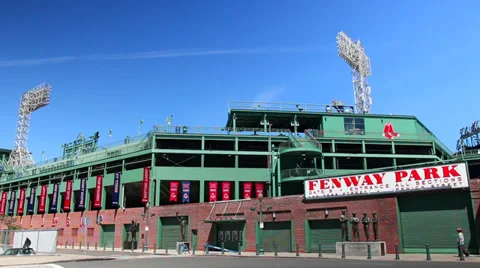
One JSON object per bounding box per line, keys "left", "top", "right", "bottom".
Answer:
{"left": 0, "top": 253, "right": 114, "bottom": 267}
{"left": 55, "top": 246, "right": 480, "bottom": 263}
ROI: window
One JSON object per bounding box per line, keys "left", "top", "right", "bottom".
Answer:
{"left": 72, "top": 228, "right": 78, "bottom": 236}
{"left": 344, "top": 118, "right": 365, "bottom": 135}
{"left": 87, "top": 228, "right": 94, "bottom": 237}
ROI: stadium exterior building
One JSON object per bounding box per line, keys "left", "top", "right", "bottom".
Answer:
{"left": 0, "top": 101, "right": 479, "bottom": 255}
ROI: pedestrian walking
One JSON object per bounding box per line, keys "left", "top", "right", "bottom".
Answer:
{"left": 457, "top": 227, "right": 469, "bottom": 257}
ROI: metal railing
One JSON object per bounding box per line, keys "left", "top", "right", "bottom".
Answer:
{"left": 228, "top": 100, "right": 355, "bottom": 114}
{"left": 285, "top": 129, "right": 301, "bottom": 147}
{"left": 1, "top": 135, "right": 155, "bottom": 182}
{"left": 304, "top": 130, "right": 322, "bottom": 150}
{"left": 281, "top": 168, "right": 322, "bottom": 179}
{"left": 152, "top": 125, "right": 291, "bottom": 136}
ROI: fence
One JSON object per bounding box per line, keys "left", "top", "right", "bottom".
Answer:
{"left": 0, "top": 229, "right": 58, "bottom": 254}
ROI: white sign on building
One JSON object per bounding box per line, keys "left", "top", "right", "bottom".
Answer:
{"left": 304, "top": 163, "right": 469, "bottom": 200}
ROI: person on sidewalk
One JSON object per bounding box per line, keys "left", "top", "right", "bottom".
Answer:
{"left": 457, "top": 227, "right": 469, "bottom": 257}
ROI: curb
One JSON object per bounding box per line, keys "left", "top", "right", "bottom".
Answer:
{"left": 193, "top": 254, "right": 471, "bottom": 263}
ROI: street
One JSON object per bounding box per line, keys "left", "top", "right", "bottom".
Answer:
{"left": 59, "top": 256, "right": 479, "bottom": 268}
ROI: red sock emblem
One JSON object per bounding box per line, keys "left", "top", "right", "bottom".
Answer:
{"left": 383, "top": 122, "right": 399, "bottom": 139}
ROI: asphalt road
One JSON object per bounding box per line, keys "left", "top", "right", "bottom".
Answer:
{"left": 59, "top": 256, "right": 479, "bottom": 268}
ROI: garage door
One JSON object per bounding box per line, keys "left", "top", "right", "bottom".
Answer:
{"left": 216, "top": 221, "right": 245, "bottom": 251}
{"left": 161, "top": 217, "right": 189, "bottom": 249}
{"left": 262, "top": 221, "right": 291, "bottom": 252}
{"left": 101, "top": 224, "right": 115, "bottom": 248}
{"left": 309, "top": 219, "right": 340, "bottom": 253}
{"left": 398, "top": 191, "right": 474, "bottom": 253}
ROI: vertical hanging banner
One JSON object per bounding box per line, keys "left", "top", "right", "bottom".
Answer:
{"left": 49, "top": 183, "right": 60, "bottom": 213}
{"left": 0, "top": 192, "right": 6, "bottom": 215}
{"left": 27, "top": 187, "right": 36, "bottom": 215}
{"left": 63, "top": 180, "right": 73, "bottom": 212}
{"left": 17, "top": 188, "right": 26, "bottom": 216}
{"left": 209, "top": 182, "right": 218, "bottom": 202}
{"left": 8, "top": 191, "right": 16, "bottom": 216}
{"left": 38, "top": 185, "right": 47, "bottom": 214}
{"left": 181, "top": 181, "right": 190, "bottom": 203}
{"left": 243, "top": 182, "right": 252, "bottom": 199}
{"left": 169, "top": 181, "right": 179, "bottom": 203}
{"left": 77, "top": 178, "right": 87, "bottom": 211}
{"left": 255, "top": 182, "right": 264, "bottom": 198}
{"left": 141, "top": 167, "right": 150, "bottom": 204}
{"left": 112, "top": 172, "right": 121, "bottom": 208}
{"left": 221, "top": 182, "right": 231, "bottom": 201}
{"left": 93, "top": 175, "right": 103, "bottom": 210}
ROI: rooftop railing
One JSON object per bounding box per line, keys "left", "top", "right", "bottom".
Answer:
{"left": 228, "top": 100, "right": 356, "bottom": 114}
{"left": 152, "top": 125, "right": 292, "bottom": 137}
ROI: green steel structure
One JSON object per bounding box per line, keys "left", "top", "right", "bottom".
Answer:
{"left": 0, "top": 100, "right": 454, "bottom": 213}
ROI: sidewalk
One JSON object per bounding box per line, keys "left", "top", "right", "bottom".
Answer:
{"left": 55, "top": 246, "right": 480, "bottom": 263}
{"left": 0, "top": 253, "right": 115, "bottom": 267}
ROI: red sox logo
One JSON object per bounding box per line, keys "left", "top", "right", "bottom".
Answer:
{"left": 383, "top": 122, "right": 399, "bottom": 140}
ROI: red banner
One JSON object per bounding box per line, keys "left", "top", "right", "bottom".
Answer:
{"left": 0, "top": 192, "right": 7, "bottom": 215}
{"left": 63, "top": 180, "right": 73, "bottom": 212}
{"left": 38, "top": 185, "right": 47, "bottom": 214}
{"left": 255, "top": 182, "right": 264, "bottom": 198}
{"left": 243, "top": 182, "right": 252, "bottom": 199}
{"left": 169, "top": 181, "right": 179, "bottom": 203}
{"left": 222, "top": 182, "right": 231, "bottom": 201}
{"left": 141, "top": 167, "right": 150, "bottom": 204}
{"left": 93, "top": 175, "right": 103, "bottom": 209}
{"left": 17, "top": 188, "right": 26, "bottom": 216}
{"left": 209, "top": 182, "right": 218, "bottom": 202}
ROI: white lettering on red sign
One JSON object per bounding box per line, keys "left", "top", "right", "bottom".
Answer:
{"left": 304, "top": 163, "right": 469, "bottom": 200}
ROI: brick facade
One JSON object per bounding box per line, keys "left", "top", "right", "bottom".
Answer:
{"left": 4, "top": 194, "right": 400, "bottom": 254}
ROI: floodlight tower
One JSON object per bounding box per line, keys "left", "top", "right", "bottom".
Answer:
{"left": 7, "top": 83, "right": 52, "bottom": 170}
{"left": 336, "top": 31, "right": 372, "bottom": 114}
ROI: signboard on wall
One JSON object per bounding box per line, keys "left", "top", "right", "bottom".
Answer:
{"left": 304, "top": 163, "right": 469, "bottom": 200}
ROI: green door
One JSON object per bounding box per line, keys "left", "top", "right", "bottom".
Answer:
{"left": 261, "top": 221, "right": 291, "bottom": 252}
{"left": 101, "top": 225, "right": 115, "bottom": 248}
{"left": 398, "top": 191, "right": 475, "bottom": 254}
{"left": 216, "top": 221, "right": 245, "bottom": 251}
{"left": 160, "top": 217, "right": 189, "bottom": 249}
{"left": 309, "top": 219, "right": 340, "bottom": 253}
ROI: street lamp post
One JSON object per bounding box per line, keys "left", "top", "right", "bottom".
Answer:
{"left": 250, "top": 193, "right": 271, "bottom": 255}
{"left": 258, "top": 193, "right": 264, "bottom": 255}
{"left": 142, "top": 202, "right": 156, "bottom": 252}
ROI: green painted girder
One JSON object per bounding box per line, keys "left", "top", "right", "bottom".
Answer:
{"left": 322, "top": 153, "right": 440, "bottom": 159}
{"left": 279, "top": 148, "right": 322, "bottom": 156}
{"left": 153, "top": 149, "right": 271, "bottom": 156}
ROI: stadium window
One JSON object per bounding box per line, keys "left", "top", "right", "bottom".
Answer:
{"left": 344, "top": 118, "right": 365, "bottom": 135}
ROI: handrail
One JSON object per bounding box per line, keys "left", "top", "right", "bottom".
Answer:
{"left": 304, "top": 130, "right": 322, "bottom": 150}
{"left": 285, "top": 129, "right": 301, "bottom": 147}
{"left": 281, "top": 168, "right": 322, "bottom": 179}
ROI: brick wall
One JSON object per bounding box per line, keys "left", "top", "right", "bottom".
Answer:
{"left": 6, "top": 194, "right": 399, "bottom": 253}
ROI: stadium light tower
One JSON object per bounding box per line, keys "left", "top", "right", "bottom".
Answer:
{"left": 336, "top": 31, "right": 372, "bottom": 114}
{"left": 7, "top": 83, "right": 52, "bottom": 170}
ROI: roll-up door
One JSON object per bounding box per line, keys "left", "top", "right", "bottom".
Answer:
{"left": 309, "top": 219, "right": 340, "bottom": 253}
{"left": 262, "top": 221, "right": 291, "bottom": 252}
{"left": 398, "top": 191, "right": 474, "bottom": 254}
{"left": 101, "top": 224, "right": 115, "bottom": 248}
{"left": 161, "top": 217, "right": 189, "bottom": 249}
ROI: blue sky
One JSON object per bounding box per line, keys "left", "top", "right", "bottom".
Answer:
{"left": 0, "top": 0, "right": 479, "bottom": 162}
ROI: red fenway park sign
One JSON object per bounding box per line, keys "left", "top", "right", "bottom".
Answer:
{"left": 305, "top": 163, "right": 469, "bottom": 200}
